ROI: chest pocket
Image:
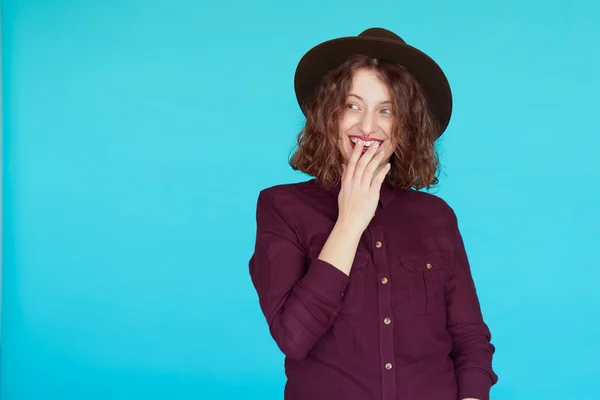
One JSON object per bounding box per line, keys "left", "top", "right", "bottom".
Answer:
{"left": 308, "top": 245, "right": 371, "bottom": 314}
{"left": 400, "top": 254, "right": 449, "bottom": 314}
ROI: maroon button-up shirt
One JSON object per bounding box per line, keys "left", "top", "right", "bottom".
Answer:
{"left": 249, "top": 178, "right": 498, "bottom": 400}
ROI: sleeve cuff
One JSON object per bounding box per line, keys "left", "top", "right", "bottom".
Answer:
{"left": 457, "top": 369, "right": 492, "bottom": 400}
{"left": 300, "top": 258, "right": 349, "bottom": 305}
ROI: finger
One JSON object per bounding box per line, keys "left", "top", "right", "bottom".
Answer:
{"left": 345, "top": 140, "right": 364, "bottom": 183}
{"left": 361, "top": 147, "right": 387, "bottom": 188}
{"left": 370, "top": 162, "right": 391, "bottom": 194}
{"left": 355, "top": 141, "right": 381, "bottom": 186}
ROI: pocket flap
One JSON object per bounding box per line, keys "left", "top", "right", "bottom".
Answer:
{"left": 400, "top": 254, "right": 449, "bottom": 272}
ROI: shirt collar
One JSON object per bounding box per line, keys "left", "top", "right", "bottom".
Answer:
{"left": 317, "top": 178, "right": 399, "bottom": 209}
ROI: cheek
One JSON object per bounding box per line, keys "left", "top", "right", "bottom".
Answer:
{"left": 383, "top": 136, "right": 395, "bottom": 159}
{"left": 337, "top": 133, "right": 351, "bottom": 159}
{"left": 339, "top": 115, "right": 355, "bottom": 132}
{"left": 385, "top": 144, "right": 395, "bottom": 160}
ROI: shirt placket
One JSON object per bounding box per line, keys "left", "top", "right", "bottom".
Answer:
{"left": 369, "top": 223, "right": 396, "bottom": 400}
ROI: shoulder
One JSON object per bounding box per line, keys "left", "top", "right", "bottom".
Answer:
{"left": 404, "top": 188, "right": 454, "bottom": 211}
{"left": 402, "top": 188, "right": 459, "bottom": 224}
{"left": 258, "top": 180, "right": 312, "bottom": 200}
{"left": 256, "top": 180, "right": 315, "bottom": 211}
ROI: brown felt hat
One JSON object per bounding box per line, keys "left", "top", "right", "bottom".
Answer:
{"left": 294, "top": 27, "right": 453, "bottom": 138}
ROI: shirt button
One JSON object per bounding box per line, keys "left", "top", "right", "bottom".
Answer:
{"left": 426, "top": 263, "right": 433, "bottom": 269}
{"left": 375, "top": 241, "right": 382, "bottom": 248}
{"left": 385, "top": 363, "right": 393, "bottom": 370}
{"left": 384, "top": 317, "right": 391, "bottom": 325}
{"left": 381, "top": 277, "right": 388, "bottom": 284}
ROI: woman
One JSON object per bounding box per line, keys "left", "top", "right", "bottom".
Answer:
{"left": 249, "top": 27, "right": 498, "bottom": 400}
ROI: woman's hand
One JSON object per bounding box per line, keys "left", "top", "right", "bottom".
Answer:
{"left": 337, "top": 140, "right": 390, "bottom": 234}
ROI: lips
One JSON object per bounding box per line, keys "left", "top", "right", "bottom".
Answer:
{"left": 349, "top": 137, "right": 383, "bottom": 153}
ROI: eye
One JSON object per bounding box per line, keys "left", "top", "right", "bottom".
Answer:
{"left": 346, "top": 103, "right": 359, "bottom": 110}
{"left": 380, "top": 108, "right": 392, "bottom": 115}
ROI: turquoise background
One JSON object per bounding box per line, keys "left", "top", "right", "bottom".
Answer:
{"left": 2, "top": 0, "right": 599, "bottom": 399}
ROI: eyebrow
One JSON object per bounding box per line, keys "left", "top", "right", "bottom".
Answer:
{"left": 348, "top": 93, "right": 392, "bottom": 105}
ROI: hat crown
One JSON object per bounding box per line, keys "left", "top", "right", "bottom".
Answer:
{"left": 358, "top": 28, "right": 406, "bottom": 44}
{"left": 294, "top": 27, "right": 452, "bottom": 139}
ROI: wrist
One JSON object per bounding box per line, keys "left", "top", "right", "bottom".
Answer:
{"left": 334, "top": 218, "right": 364, "bottom": 241}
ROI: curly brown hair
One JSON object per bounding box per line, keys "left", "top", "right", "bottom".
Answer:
{"left": 288, "top": 54, "right": 441, "bottom": 190}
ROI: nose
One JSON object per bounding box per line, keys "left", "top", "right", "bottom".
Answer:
{"left": 359, "top": 112, "right": 377, "bottom": 136}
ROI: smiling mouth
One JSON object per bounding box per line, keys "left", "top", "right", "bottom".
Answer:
{"left": 349, "top": 137, "right": 384, "bottom": 153}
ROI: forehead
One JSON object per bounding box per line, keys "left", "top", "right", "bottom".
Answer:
{"left": 349, "top": 68, "right": 391, "bottom": 98}
{"left": 351, "top": 68, "right": 388, "bottom": 91}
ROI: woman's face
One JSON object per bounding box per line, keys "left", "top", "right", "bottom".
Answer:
{"left": 337, "top": 68, "right": 395, "bottom": 169}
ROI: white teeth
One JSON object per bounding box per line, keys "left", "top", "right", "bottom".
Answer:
{"left": 350, "top": 137, "right": 381, "bottom": 146}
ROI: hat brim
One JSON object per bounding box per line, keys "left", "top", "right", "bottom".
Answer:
{"left": 294, "top": 36, "right": 453, "bottom": 138}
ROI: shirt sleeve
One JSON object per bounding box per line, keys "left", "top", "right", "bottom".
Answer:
{"left": 248, "top": 188, "right": 350, "bottom": 361}
{"left": 445, "top": 210, "right": 499, "bottom": 400}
